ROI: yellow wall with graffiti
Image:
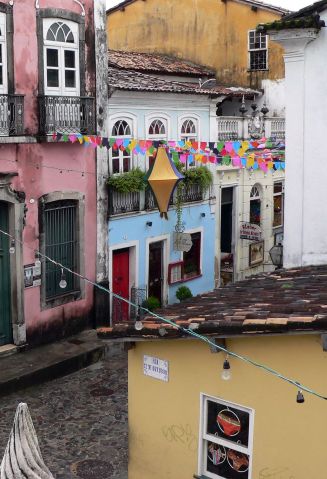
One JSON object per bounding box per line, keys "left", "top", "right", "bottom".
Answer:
{"left": 107, "top": 0, "right": 285, "bottom": 88}
{"left": 128, "top": 334, "right": 325, "bottom": 479}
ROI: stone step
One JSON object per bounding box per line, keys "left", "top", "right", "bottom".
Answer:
{"left": 0, "top": 330, "right": 106, "bottom": 398}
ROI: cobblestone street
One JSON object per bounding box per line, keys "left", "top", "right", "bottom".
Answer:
{"left": 0, "top": 351, "right": 128, "bottom": 479}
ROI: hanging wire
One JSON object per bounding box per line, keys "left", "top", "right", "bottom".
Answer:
{"left": 0, "top": 227, "right": 325, "bottom": 401}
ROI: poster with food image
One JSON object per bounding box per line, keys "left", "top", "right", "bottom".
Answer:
{"left": 206, "top": 400, "right": 250, "bottom": 447}
{"left": 207, "top": 443, "right": 250, "bottom": 478}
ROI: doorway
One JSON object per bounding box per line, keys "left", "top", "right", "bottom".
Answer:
{"left": 220, "top": 187, "right": 234, "bottom": 286}
{"left": 112, "top": 248, "right": 130, "bottom": 323}
{"left": 148, "top": 241, "right": 163, "bottom": 306}
{"left": 0, "top": 201, "right": 12, "bottom": 345}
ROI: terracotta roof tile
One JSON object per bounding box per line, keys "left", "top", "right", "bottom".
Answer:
{"left": 109, "top": 67, "right": 259, "bottom": 98}
{"left": 98, "top": 265, "right": 327, "bottom": 340}
{"left": 109, "top": 49, "right": 215, "bottom": 77}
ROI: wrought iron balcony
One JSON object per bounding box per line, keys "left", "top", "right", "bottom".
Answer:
{"left": 108, "top": 188, "right": 140, "bottom": 216}
{"left": 180, "top": 184, "right": 203, "bottom": 203}
{"left": 0, "top": 94, "right": 24, "bottom": 136}
{"left": 145, "top": 188, "right": 157, "bottom": 210}
{"left": 38, "top": 95, "right": 95, "bottom": 135}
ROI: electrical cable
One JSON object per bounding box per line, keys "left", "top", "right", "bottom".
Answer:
{"left": 0, "top": 227, "right": 325, "bottom": 401}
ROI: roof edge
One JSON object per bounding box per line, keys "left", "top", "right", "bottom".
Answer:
{"left": 107, "top": 0, "right": 290, "bottom": 16}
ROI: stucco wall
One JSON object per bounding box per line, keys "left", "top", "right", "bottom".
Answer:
{"left": 128, "top": 334, "right": 326, "bottom": 479}
{"left": 107, "top": 0, "right": 285, "bottom": 89}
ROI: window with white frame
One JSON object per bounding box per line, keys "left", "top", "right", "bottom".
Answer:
{"left": 181, "top": 118, "right": 198, "bottom": 168}
{"left": 248, "top": 30, "right": 268, "bottom": 71}
{"left": 250, "top": 184, "right": 261, "bottom": 226}
{"left": 198, "top": 394, "right": 254, "bottom": 479}
{"left": 43, "top": 19, "right": 80, "bottom": 96}
{"left": 148, "top": 118, "right": 168, "bottom": 167}
{"left": 0, "top": 13, "right": 7, "bottom": 94}
{"left": 273, "top": 181, "right": 284, "bottom": 228}
{"left": 110, "top": 119, "right": 133, "bottom": 174}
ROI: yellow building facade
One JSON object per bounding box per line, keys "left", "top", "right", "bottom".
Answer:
{"left": 128, "top": 335, "right": 325, "bottom": 479}
{"left": 107, "top": 0, "right": 286, "bottom": 88}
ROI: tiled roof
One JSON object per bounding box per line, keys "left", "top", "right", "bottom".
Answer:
{"left": 107, "top": 0, "right": 289, "bottom": 15}
{"left": 98, "top": 265, "right": 327, "bottom": 340}
{"left": 109, "top": 67, "right": 260, "bottom": 98}
{"left": 258, "top": 1, "right": 327, "bottom": 32}
{"left": 109, "top": 50, "right": 215, "bottom": 77}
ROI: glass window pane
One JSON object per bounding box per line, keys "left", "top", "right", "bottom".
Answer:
{"left": 0, "top": 66, "right": 3, "bottom": 86}
{"left": 123, "top": 152, "right": 131, "bottom": 172}
{"left": 47, "top": 69, "right": 59, "bottom": 87}
{"left": 46, "top": 49, "right": 58, "bottom": 67}
{"left": 274, "top": 182, "right": 283, "bottom": 194}
{"left": 56, "top": 27, "right": 65, "bottom": 43}
{"left": 112, "top": 157, "right": 120, "bottom": 174}
{"left": 207, "top": 443, "right": 250, "bottom": 478}
{"left": 67, "top": 32, "right": 74, "bottom": 43}
{"left": 65, "top": 70, "right": 76, "bottom": 88}
{"left": 0, "top": 44, "right": 2, "bottom": 64}
{"left": 273, "top": 195, "right": 283, "bottom": 227}
{"left": 250, "top": 199, "right": 261, "bottom": 225}
{"left": 183, "top": 232, "right": 201, "bottom": 277}
{"left": 65, "top": 50, "right": 75, "bottom": 68}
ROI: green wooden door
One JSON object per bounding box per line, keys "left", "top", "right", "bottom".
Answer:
{"left": 0, "top": 201, "right": 12, "bottom": 345}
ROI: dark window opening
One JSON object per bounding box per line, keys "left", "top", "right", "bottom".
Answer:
{"left": 183, "top": 232, "right": 201, "bottom": 278}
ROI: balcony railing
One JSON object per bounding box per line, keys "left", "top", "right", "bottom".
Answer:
{"left": 180, "top": 184, "right": 203, "bottom": 203}
{"left": 217, "top": 116, "right": 285, "bottom": 141}
{"left": 38, "top": 95, "right": 95, "bottom": 135}
{"left": 0, "top": 94, "right": 24, "bottom": 136}
{"left": 108, "top": 188, "right": 140, "bottom": 216}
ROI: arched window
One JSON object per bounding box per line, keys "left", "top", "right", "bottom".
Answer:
{"left": 111, "top": 118, "right": 133, "bottom": 174}
{"left": 43, "top": 19, "right": 79, "bottom": 95}
{"left": 112, "top": 120, "right": 131, "bottom": 137}
{"left": 250, "top": 185, "right": 261, "bottom": 226}
{"left": 148, "top": 119, "right": 166, "bottom": 138}
{"left": 181, "top": 119, "right": 197, "bottom": 140}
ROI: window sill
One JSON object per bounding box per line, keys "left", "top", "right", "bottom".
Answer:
{"left": 42, "top": 290, "right": 82, "bottom": 310}
{"left": 171, "top": 274, "right": 202, "bottom": 285}
{"left": 247, "top": 68, "right": 269, "bottom": 72}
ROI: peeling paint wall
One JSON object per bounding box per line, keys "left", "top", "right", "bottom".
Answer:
{"left": 0, "top": 0, "right": 98, "bottom": 346}
{"left": 107, "top": 0, "right": 285, "bottom": 89}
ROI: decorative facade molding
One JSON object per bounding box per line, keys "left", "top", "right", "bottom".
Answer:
{"left": 74, "top": 0, "right": 85, "bottom": 16}
{"left": 269, "top": 28, "right": 318, "bottom": 63}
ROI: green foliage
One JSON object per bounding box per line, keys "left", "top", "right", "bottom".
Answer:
{"left": 107, "top": 168, "right": 146, "bottom": 193}
{"left": 143, "top": 296, "right": 161, "bottom": 311}
{"left": 184, "top": 166, "right": 213, "bottom": 192}
{"left": 176, "top": 285, "right": 193, "bottom": 302}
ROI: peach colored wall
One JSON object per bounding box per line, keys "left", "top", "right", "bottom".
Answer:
{"left": 0, "top": 0, "right": 97, "bottom": 344}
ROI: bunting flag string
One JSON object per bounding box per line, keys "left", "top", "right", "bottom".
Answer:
{"left": 53, "top": 132, "right": 285, "bottom": 172}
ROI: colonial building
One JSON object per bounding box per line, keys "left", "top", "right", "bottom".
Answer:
{"left": 106, "top": 0, "right": 288, "bottom": 92}
{"left": 0, "top": 0, "right": 106, "bottom": 348}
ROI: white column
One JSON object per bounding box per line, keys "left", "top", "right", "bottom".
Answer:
{"left": 270, "top": 29, "right": 318, "bottom": 268}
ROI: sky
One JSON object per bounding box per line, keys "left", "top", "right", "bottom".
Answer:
{"left": 106, "top": 0, "right": 313, "bottom": 12}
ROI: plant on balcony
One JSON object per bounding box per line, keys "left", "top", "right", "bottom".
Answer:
{"left": 183, "top": 166, "right": 213, "bottom": 192}
{"left": 107, "top": 168, "right": 146, "bottom": 194}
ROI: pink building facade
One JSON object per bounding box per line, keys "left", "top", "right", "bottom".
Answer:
{"left": 0, "top": 0, "right": 101, "bottom": 347}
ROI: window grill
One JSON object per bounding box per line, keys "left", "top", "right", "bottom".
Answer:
{"left": 149, "top": 119, "right": 166, "bottom": 136}
{"left": 44, "top": 200, "right": 79, "bottom": 299}
{"left": 248, "top": 30, "right": 268, "bottom": 71}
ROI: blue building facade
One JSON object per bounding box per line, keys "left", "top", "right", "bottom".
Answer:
{"left": 108, "top": 86, "right": 216, "bottom": 321}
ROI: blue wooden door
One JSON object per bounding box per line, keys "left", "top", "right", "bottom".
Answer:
{"left": 0, "top": 201, "right": 12, "bottom": 345}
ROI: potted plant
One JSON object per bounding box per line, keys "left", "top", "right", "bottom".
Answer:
{"left": 176, "top": 286, "right": 193, "bottom": 302}
{"left": 142, "top": 296, "right": 161, "bottom": 311}
{"left": 106, "top": 168, "right": 146, "bottom": 193}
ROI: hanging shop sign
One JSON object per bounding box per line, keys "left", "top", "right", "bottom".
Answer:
{"left": 173, "top": 232, "right": 193, "bottom": 252}
{"left": 240, "top": 222, "right": 262, "bottom": 242}
{"left": 24, "top": 263, "right": 41, "bottom": 288}
{"left": 143, "top": 355, "right": 169, "bottom": 382}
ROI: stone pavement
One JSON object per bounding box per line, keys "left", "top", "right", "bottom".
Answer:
{"left": 0, "top": 350, "right": 128, "bottom": 479}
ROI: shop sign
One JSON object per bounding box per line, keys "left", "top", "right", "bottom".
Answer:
{"left": 240, "top": 222, "right": 262, "bottom": 241}
{"left": 173, "top": 232, "right": 193, "bottom": 252}
{"left": 143, "top": 355, "right": 169, "bottom": 382}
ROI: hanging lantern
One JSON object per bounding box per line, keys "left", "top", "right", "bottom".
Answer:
{"left": 145, "top": 147, "right": 184, "bottom": 219}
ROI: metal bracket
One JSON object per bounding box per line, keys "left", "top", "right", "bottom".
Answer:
{"left": 73, "top": 0, "right": 85, "bottom": 16}
{"left": 209, "top": 337, "right": 226, "bottom": 353}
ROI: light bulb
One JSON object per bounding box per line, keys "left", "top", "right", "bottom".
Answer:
{"left": 9, "top": 240, "right": 15, "bottom": 254}
{"left": 296, "top": 390, "right": 305, "bottom": 404}
{"left": 59, "top": 269, "right": 67, "bottom": 289}
{"left": 221, "top": 358, "right": 231, "bottom": 381}
{"left": 135, "top": 320, "right": 144, "bottom": 331}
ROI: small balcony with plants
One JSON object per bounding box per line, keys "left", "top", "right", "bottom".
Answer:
{"left": 107, "top": 164, "right": 213, "bottom": 217}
